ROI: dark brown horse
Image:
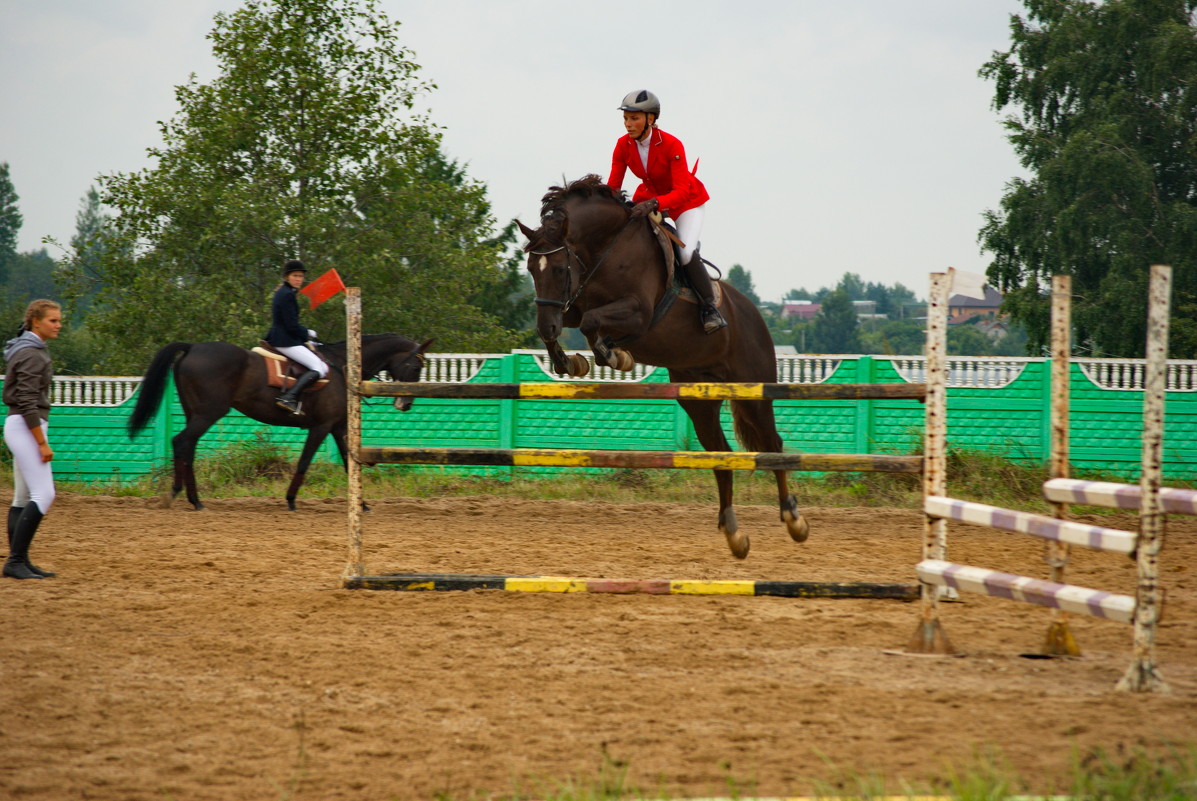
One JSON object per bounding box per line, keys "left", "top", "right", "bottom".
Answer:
{"left": 127, "top": 335, "right": 431, "bottom": 511}
{"left": 517, "top": 175, "right": 808, "bottom": 559}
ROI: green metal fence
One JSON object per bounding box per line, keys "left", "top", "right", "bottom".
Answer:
{"left": 22, "top": 351, "right": 1197, "bottom": 484}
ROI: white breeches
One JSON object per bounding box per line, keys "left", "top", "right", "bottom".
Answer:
{"left": 5, "top": 416, "right": 55, "bottom": 513}
{"left": 673, "top": 204, "right": 706, "bottom": 264}
{"left": 275, "top": 345, "right": 329, "bottom": 377}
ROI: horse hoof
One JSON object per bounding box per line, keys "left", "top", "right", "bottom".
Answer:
{"left": 720, "top": 508, "right": 748, "bottom": 559}
{"left": 568, "top": 354, "right": 591, "bottom": 377}
{"left": 613, "top": 349, "right": 635, "bottom": 371}
{"left": 782, "top": 496, "right": 809, "bottom": 543}
{"left": 725, "top": 530, "right": 750, "bottom": 560}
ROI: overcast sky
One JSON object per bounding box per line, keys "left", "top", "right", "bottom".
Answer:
{"left": 2, "top": 0, "right": 1028, "bottom": 303}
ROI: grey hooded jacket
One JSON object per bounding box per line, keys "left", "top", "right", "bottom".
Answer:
{"left": 3, "top": 331, "right": 53, "bottom": 430}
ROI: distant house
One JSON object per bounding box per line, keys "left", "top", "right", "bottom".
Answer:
{"left": 948, "top": 285, "right": 1004, "bottom": 324}
{"left": 783, "top": 299, "right": 886, "bottom": 322}
{"left": 782, "top": 300, "right": 821, "bottom": 320}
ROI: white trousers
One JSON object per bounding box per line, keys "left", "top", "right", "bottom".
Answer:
{"left": 673, "top": 204, "right": 706, "bottom": 264}
{"left": 275, "top": 345, "right": 329, "bottom": 377}
{"left": 5, "top": 416, "right": 55, "bottom": 513}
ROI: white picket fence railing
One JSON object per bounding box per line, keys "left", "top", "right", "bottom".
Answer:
{"left": 35, "top": 353, "right": 1197, "bottom": 406}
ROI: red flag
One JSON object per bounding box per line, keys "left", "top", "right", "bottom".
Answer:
{"left": 299, "top": 268, "right": 346, "bottom": 309}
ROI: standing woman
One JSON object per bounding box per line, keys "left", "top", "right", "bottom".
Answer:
{"left": 3, "top": 299, "right": 62, "bottom": 580}
{"left": 607, "top": 89, "right": 727, "bottom": 334}
{"left": 265, "top": 259, "right": 328, "bottom": 414}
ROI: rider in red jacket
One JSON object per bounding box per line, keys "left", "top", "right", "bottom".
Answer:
{"left": 607, "top": 89, "right": 726, "bottom": 333}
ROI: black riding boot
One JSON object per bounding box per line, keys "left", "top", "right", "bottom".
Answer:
{"left": 275, "top": 370, "right": 321, "bottom": 414}
{"left": 682, "top": 251, "right": 728, "bottom": 334}
{"left": 7, "top": 505, "right": 54, "bottom": 577}
{"left": 4, "top": 502, "right": 46, "bottom": 580}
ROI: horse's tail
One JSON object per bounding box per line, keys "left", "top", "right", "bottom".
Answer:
{"left": 730, "top": 400, "right": 784, "bottom": 454}
{"left": 128, "top": 343, "right": 192, "bottom": 438}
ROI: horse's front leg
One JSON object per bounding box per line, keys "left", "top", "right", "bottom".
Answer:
{"left": 579, "top": 297, "right": 649, "bottom": 371}
{"left": 544, "top": 338, "right": 591, "bottom": 378}
{"left": 332, "top": 424, "right": 370, "bottom": 513}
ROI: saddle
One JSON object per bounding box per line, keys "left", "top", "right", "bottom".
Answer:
{"left": 648, "top": 214, "right": 723, "bottom": 308}
{"left": 252, "top": 342, "right": 332, "bottom": 393}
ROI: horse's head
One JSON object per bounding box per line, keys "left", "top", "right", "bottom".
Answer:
{"left": 355, "top": 335, "right": 433, "bottom": 411}
{"left": 384, "top": 337, "right": 433, "bottom": 411}
{"left": 519, "top": 175, "right": 639, "bottom": 345}
{"left": 518, "top": 212, "right": 576, "bottom": 343}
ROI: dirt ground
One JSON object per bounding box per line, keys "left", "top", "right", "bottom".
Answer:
{"left": 1, "top": 491, "right": 1195, "bottom": 800}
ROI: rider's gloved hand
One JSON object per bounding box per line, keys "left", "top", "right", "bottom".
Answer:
{"left": 629, "top": 198, "right": 659, "bottom": 219}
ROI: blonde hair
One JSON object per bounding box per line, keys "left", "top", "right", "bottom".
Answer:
{"left": 23, "top": 299, "right": 61, "bottom": 332}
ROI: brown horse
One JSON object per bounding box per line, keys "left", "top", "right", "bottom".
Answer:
{"left": 127, "top": 335, "right": 431, "bottom": 511}
{"left": 517, "top": 175, "right": 808, "bottom": 558}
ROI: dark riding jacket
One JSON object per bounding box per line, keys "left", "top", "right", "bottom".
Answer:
{"left": 264, "top": 284, "right": 309, "bottom": 348}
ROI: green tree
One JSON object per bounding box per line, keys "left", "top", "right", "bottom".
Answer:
{"left": 58, "top": 186, "right": 127, "bottom": 317}
{"left": 979, "top": 0, "right": 1197, "bottom": 357}
{"left": 725, "top": 263, "right": 761, "bottom": 305}
{"left": 807, "top": 290, "right": 861, "bottom": 353}
{"left": 0, "top": 162, "right": 21, "bottom": 285}
{"left": 70, "top": 0, "right": 518, "bottom": 373}
{"left": 836, "top": 272, "right": 866, "bottom": 300}
{"left": 470, "top": 220, "right": 536, "bottom": 346}
{"left": 857, "top": 319, "right": 926, "bottom": 355}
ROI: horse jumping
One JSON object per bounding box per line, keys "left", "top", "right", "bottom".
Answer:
{"left": 517, "top": 175, "right": 807, "bottom": 558}
{"left": 128, "top": 335, "right": 430, "bottom": 511}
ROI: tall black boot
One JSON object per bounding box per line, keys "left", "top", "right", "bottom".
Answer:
{"left": 275, "top": 370, "right": 321, "bottom": 414}
{"left": 4, "top": 503, "right": 46, "bottom": 580}
{"left": 7, "top": 505, "right": 20, "bottom": 551}
{"left": 682, "top": 251, "right": 728, "bottom": 334}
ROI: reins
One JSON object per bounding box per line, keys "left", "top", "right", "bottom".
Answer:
{"left": 530, "top": 216, "right": 637, "bottom": 313}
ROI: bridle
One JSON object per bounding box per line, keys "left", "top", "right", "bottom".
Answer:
{"left": 528, "top": 244, "right": 581, "bottom": 311}
{"left": 528, "top": 216, "right": 637, "bottom": 313}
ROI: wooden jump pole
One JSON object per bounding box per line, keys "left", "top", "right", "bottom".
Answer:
{"left": 357, "top": 446, "right": 922, "bottom": 473}
{"left": 1117, "top": 264, "right": 1171, "bottom": 693}
{"left": 1043, "top": 274, "right": 1079, "bottom": 656}
{"left": 344, "top": 287, "right": 365, "bottom": 580}
{"left": 907, "top": 270, "right": 954, "bottom": 653}
{"left": 364, "top": 381, "right": 927, "bottom": 402}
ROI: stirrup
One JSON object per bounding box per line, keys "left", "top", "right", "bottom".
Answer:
{"left": 701, "top": 306, "right": 728, "bottom": 334}
{"left": 275, "top": 396, "right": 301, "bottom": 414}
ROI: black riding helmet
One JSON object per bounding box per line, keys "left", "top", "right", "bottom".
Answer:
{"left": 282, "top": 259, "right": 307, "bottom": 277}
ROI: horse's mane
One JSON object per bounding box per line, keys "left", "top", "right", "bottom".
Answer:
{"left": 539, "top": 174, "right": 628, "bottom": 219}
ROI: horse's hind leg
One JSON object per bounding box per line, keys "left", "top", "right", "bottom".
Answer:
{"left": 776, "top": 470, "right": 809, "bottom": 542}
{"left": 171, "top": 433, "right": 205, "bottom": 511}
{"left": 677, "top": 398, "right": 748, "bottom": 559}
{"left": 731, "top": 400, "right": 809, "bottom": 543}
{"left": 170, "top": 413, "right": 224, "bottom": 511}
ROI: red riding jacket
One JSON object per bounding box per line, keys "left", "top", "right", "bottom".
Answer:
{"left": 607, "top": 127, "right": 709, "bottom": 218}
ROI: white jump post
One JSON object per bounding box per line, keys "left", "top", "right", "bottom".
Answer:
{"left": 907, "top": 266, "right": 1172, "bottom": 693}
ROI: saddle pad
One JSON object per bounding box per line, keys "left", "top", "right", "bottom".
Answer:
{"left": 252, "top": 347, "right": 331, "bottom": 391}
